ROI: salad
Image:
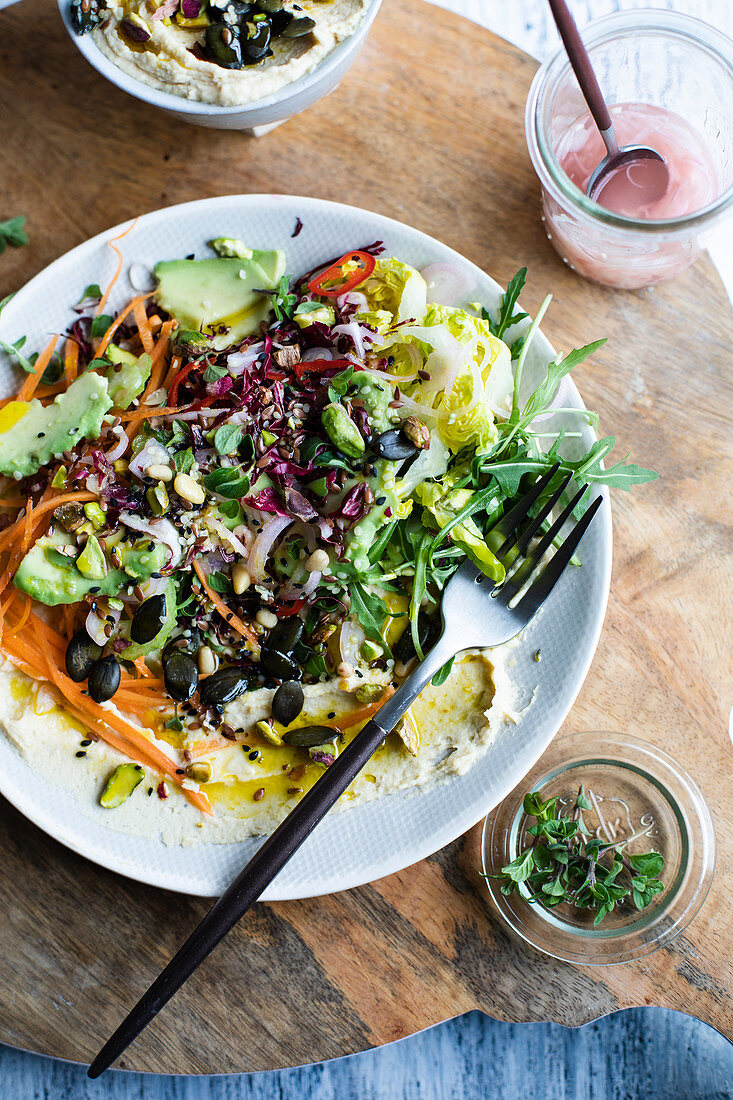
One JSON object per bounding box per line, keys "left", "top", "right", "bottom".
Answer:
{"left": 0, "top": 235, "right": 655, "bottom": 824}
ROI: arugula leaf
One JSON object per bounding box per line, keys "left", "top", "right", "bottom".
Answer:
{"left": 0, "top": 215, "right": 28, "bottom": 253}
{"left": 270, "top": 274, "right": 297, "bottom": 322}
{"left": 294, "top": 301, "right": 325, "bottom": 316}
{"left": 409, "top": 532, "right": 431, "bottom": 661}
{"left": 483, "top": 267, "right": 528, "bottom": 340}
{"left": 349, "top": 581, "right": 391, "bottom": 653}
{"left": 86, "top": 357, "right": 111, "bottom": 372}
{"left": 431, "top": 657, "right": 454, "bottom": 687}
{"left": 521, "top": 340, "right": 607, "bottom": 423}
{"left": 213, "top": 424, "right": 243, "bottom": 456}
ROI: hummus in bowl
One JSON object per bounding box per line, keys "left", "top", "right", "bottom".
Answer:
{"left": 88, "top": 0, "right": 368, "bottom": 107}
{"left": 60, "top": 0, "right": 381, "bottom": 127}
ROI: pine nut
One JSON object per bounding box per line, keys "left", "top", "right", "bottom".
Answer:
{"left": 174, "top": 473, "right": 205, "bottom": 505}
{"left": 305, "top": 549, "right": 329, "bottom": 573}
{"left": 256, "top": 609, "right": 279, "bottom": 629}
{"left": 232, "top": 563, "right": 251, "bottom": 595}
{"left": 197, "top": 645, "right": 217, "bottom": 676}
{"left": 337, "top": 661, "right": 354, "bottom": 678}
{"left": 146, "top": 463, "right": 172, "bottom": 482}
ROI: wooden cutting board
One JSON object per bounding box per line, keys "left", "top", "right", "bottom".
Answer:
{"left": 0, "top": 0, "right": 731, "bottom": 1074}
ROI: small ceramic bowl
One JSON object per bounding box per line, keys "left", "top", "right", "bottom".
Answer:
{"left": 57, "top": 0, "right": 383, "bottom": 131}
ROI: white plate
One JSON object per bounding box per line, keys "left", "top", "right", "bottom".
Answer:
{"left": 0, "top": 195, "right": 611, "bottom": 899}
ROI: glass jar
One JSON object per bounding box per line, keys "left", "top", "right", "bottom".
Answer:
{"left": 525, "top": 10, "right": 733, "bottom": 289}
{"left": 481, "top": 731, "right": 715, "bottom": 965}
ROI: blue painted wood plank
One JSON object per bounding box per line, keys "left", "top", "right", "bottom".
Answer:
{"left": 1, "top": 1009, "right": 731, "bottom": 1100}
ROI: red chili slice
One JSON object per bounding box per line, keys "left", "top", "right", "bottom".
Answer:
{"left": 276, "top": 598, "right": 306, "bottom": 617}
{"left": 292, "top": 358, "right": 352, "bottom": 378}
{"left": 306, "top": 250, "right": 376, "bottom": 298}
{"left": 168, "top": 360, "right": 201, "bottom": 407}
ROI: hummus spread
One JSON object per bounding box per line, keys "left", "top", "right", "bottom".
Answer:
{"left": 0, "top": 649, "right": 517, "bottom": 845}
{"left": 93, "top": 0, "right": 369, "bottom": 106}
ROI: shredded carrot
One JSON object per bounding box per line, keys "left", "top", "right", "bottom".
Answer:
{"left": 94, "top": 292, "right": 153, "bottom": 361}
{"left": 330, "top": 686, "right": 396, "bottom": 733}
{"left": 119, "top": 405, "right": 183, "bottom": 422}
{"left": 133, "top": 295, "right": 154, "bottom": 355}
{"left": 193, "top": 559, "right": 259, "bottom": 648}
{"left": 17, "top": 334, "right": 59, "bottom": 403}
{"left": 133, "top": 656, "right": 153, "bottom": 679}
{"left": 163, "top": 354, "right": 182, "bottom": 392}
{"left": 188, "top": 738, "right": 230, "bottom": 760}
{"left": 2, "top": 625, "right": 211, "bottom": 816}
{"left": 97, "top": 219, "right": 139, "bottom": 317}
{"left": 6, "top": 593, "right": 31, "bottom": 637}
{"left": 64, "top": 338, "right": 79, "bottom": 382}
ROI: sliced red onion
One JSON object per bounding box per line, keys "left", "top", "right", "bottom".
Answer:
{"left": 293, "top": 520, "right": 316, "bottom": 554}
{"left": 166, "top": 409, "right": 219, "bottom": 421}
{"left": 227, "top": 344, "right": 264, "bottom": 375}
{"left": 393, "top": 392, "right": 444, "bottom": 421}
{"left": 337, "top": 291, "right": 369, "bottom": 313}
{"left": 120, "top": 513, "right": 182, "bottom": 568}
{"left": 333, "top": 322, "right": 367, "bottom": 360}
{"left": 420, "top": 262, "right": 476, "bottom": 305}
{"left": 142, "top": 387, "right": 168, "bottom": 407}
{"left": 207, "top": 516, "right": 249, "bottom": 557}
{"left": 301, "top": 347, "right": 334, "bottom": 363}
{"left": 279, "top": 567, "right": 320, "bottom": 601}
{"left": 128, "top": 438, "right": 171, "bottom": 480}
{"left": 339, "top": 619, "right": 366, "bottom": 668}
{"left": 86, "top": 605, "right": 121, "bottom": 648}
{"left": 139, "top": 576, "right": 169, "bottom": 599}
{"left": 105, "top": 426, "right": 129, "bottom": 463}
{"left": 152, "top": 0, "right": 178, "bottom": 20}
{"left": 248, "top": 515, "right": 292, "bottom": 583}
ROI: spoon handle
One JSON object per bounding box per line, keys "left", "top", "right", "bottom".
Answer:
{"left": 547, "top": 0, "right": 616, "bottom": 149}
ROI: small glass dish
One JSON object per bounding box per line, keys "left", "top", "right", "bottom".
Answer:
{"left": 481, "top": 731, "right": 715, "bottom": 964}
{"left": 524, "top": 10, "right": 733, "bottom": 289}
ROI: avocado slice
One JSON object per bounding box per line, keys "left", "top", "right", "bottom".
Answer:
{"left": 14, "top": 534, "right": 170, "bottom": 607}
{"left": 153, "top": 251, "right": 286, "bottom": 350}
{"left": 0, "top": 372, "right": 112, "bottom": 478}
{"left": 106, "top": 349, "right": 152, "bottom": 409}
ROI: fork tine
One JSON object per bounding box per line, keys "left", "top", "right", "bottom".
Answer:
{"left": 520, "top": 481, "right": 589, "bottom": 569}
{"left": 489, "top": 463, "right": 560, "bottom": 547}
{"left": 495, "top": 470, "right": 573, "bottom": 559}
{"left": 517, "top": 494, "right": 603, "bottom": 618}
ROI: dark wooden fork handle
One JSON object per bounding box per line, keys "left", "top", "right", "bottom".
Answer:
{"left": 88, "top": 715, "right": 390, "bottom": 1077}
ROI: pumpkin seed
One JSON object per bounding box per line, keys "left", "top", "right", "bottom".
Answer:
{"left": 373, "top": 428, "right": 418, "bottom": 462}
{"left": 280, "top": 15, "right": 315, "bottom": 37}
{"left": 199, "top": 666, "right": 252, "bottom": 707}
{"left": 282, "top": 724, "right": 337, "bottom": 748}
{"left": 130, "top": 593, "right": 167, "bottom": 644}
{"left": 163, "top": 652, "right": 198, "bottom": 702}
{"left": 88, "top": 655, "right": 121, "bottom": 703}
{"left": 260, "top": 648, "right": 301, "bottom": 681}
{"left": 266, "top": 617, "right": 304, "bottom": 654}
{"left": 271, "top": 680, "right": 304, "bottom": 726}
{"left": 65, "top": 630, "right": 101, "bottom": 683}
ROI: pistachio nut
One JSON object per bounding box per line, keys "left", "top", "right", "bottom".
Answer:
{"left": 100, "top": 763, "right": 144, "bottom": 808}
{"left": 321, "top": 402, "right": 365, "bottom": 459}
{"left": 353, "top": 683, "right": 385, "bottom": 704}
{"left": 256, "top": 718, "right": 283, "bottom": 746}
{"left": 186, "top": 761, "right": 212, "bottom": 783}
{"left": 402, "top": 416, "right": 431, "bottom": 450}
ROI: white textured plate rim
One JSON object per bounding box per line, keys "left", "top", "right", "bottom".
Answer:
{"left": 0, "top": 194, "right": 612, "bottom": 899}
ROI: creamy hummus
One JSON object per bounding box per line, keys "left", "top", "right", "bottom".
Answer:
{"left": 93, "top": 0, "right": 368, "bottom": 106}
{"left": 0, "top": 649, "right": 518, "bottom": 845}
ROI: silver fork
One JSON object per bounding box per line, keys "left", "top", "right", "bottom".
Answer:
{"left": 88, "top": 469, "right": 603, "bottom": 1077}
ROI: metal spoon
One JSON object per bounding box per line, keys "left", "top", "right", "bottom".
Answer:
{"left": 548, "top": 0, "right": 669, "bottom": 205}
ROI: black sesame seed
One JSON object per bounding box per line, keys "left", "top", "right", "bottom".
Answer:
{"left": 151, "top": 571, "right": 162, "bottom": 579}
{"left": 248, "top": 750, "right": 260, "bottom": 761}
{"left": 376, "top": 496, "right": 386, "bottom": 505}
{"left": 148, "top": 787, "right": 153, "bottom": 796}
{"left": 355, "top": 669, "right": 364, "bottom": 678}
{"left": 75, "top": 750, "right": 86, "bottom": 758}
{"left": 90, "top": 586, "right": 101, "bottom": 594}
{"left": 327, "top": 711, "right": 336, "bottom": 719}
{"left": 147, "top": 542, "right": 155, "bottom": 551}
{"left": 242, "top": 744, "right": 250, "bottom": 751}
{"left": 175, "top": 768, "right": 185, "bottom": 775}
{"left": 80, "top": 739, "right": 92, "bottom": 747}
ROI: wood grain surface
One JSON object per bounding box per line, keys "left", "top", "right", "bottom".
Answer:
{"left": 0, "top": 0, "right": 731, "bottom": 1075}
